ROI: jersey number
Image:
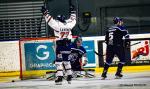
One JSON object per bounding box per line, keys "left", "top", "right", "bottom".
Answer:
{"left": 109, "top": 32, "right": 113, "bottom": 40}
{"left": 60, "top": 32, "right": 69, "bottom": 38}
{"left": 108, "top": 32, "right": 113, "bottom": 45}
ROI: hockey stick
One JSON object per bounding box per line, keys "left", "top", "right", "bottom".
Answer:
{"left": 93, "top": 50, "right": 105, "bottom": 57}
{"left": 93, "top": 41, "right": 139, "bottom": 57}
{"left": 130, "top": 41, "right": 141, "bottom": 46}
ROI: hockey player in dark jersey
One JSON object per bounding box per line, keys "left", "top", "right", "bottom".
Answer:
{"left": 69, "top": 37, "right": 88, "bottom": 78}
{"left": 101, "top": 17, "right": 130, "bottom": 80}
{"left": 41, "top": 5, "right": 76, "bottom": 85}
{"left": 68, "top": 37, "right": 88, "bottom": 77}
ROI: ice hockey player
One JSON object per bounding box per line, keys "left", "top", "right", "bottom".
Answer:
{"left": 41, "top": 5, "right": 76, "bottom": 85}
{"left": 101, "top": 17, "right": 130, "bottom": 80}
{"left": 68, "top": 36, "right": 88, "bottom": 77}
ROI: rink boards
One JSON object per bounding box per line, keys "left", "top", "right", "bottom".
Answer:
{"left": 0, "top": 34, "right": 150, "bottom": 80}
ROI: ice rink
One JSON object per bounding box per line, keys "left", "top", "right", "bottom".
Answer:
{"left": 0, "top": 72, "right": 150, "bottom": 89}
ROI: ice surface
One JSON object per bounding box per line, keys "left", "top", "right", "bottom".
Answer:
{"left": 0, "top": 72, "right": 150, "bottom": 89}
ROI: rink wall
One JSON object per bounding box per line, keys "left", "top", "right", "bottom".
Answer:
{"left": 0, "top": 34, "right": 150, "bottom": 79}
{"left": 0, "top": 41, "right": 20, "bottom": 72}
{"left": 0, "top": 37, "right": 102, "bottom": 79}
{"left": 0, "top": 36, "right": 102, "bottom": 73}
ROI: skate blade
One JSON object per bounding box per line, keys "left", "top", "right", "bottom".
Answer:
{"left": 55, "top": 82, "right": 62, "bottom": 85}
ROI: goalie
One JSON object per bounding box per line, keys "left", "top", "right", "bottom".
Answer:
{"left": 68, "top": 37, "right": 88, "bottom": 77}
{"left": 41, "top": 4, "right": 76, "bottom": 85}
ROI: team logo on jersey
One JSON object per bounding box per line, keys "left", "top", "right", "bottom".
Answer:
{"left": 68, "top": 53, "right": 78, "bottom": 63}
{"left": 36, "top": 45, "right": 49, "bottom": 60}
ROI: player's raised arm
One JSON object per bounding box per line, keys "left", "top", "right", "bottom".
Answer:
{"left": 41, "top": 6, "right": 58, "bottom": 29}
{"left": 41, "top": 6, "right": 51, "bottom": 23}
{"left": 66, "top": 5, "right": 77, "bottom": 28}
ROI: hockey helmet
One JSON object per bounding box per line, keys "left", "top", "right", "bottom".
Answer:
{"left": 56, "top": 15, "right": 66, "bottom": 22}
{"left": 113, "top": 17, "right": 123, "bottom": 24}
{"left": 74, "top": 36, "right": 82, "bottom": 44}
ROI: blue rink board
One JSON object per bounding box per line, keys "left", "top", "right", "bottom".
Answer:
{"left": 24, "top": 40, "right": 96, "bottom": 70}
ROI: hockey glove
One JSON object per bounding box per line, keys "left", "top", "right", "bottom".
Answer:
{"left": 125, "top": 41, "right": 130, "bottom": 49}
{"left": 82, "top": 60, "right": 87, "bottom": 66}
{"left": 124, "top": 38, "right": 130, "bottom": 49}
{"left": 41, "top": 6, "right": 48, "bottom": 15}
{"left": 82, "top": 56, "right": 88, "bottom": 66}
{"left": 69, "top": 5, "right": 76, "bottom": 14}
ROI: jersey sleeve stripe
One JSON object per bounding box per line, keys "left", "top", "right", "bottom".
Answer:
{"left": 47, "top": 16, "right": 52, "bottom": 23}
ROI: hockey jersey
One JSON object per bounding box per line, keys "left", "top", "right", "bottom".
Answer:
{"left": 68, "top": 43, "right": 86, "bottom": 64}
{"left": 105, "top": 25, "right": 130, "bottom": 47}
{"left": 44, "top": 13, "right": 76, "bottom": 40}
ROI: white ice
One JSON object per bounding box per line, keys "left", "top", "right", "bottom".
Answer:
{"left": 0, "top": 72, "right": 150, "bottom": 89}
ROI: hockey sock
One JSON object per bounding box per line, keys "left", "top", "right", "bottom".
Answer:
{"left": 115, "top": 63, "right": 124, "bottom": 77}
{"left": 101, "top": 63, "right": 110, "bottom": 78}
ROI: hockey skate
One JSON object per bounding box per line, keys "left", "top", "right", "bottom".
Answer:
{"left": 55, "top": 76, "right": 63, "bottom": 85}
{"left": 115, "top": 63, "right": 124, "bottom": 79}
{"left": 101, "top": 72, "right": 107, "bottom": 80}
{"left": 101, "top": 63, "right": 109, "bottom": 80}
{"left": 66, "top": 75, "right": 72, "bottom": 84}
{"left": 115, "top": 73, "right": 123, "bottom": 79}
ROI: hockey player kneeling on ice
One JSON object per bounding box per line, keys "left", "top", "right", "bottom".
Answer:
{"left": 41, "top": 4, "right": 76, "bottom": 85}
{"left": 68, "top": 37, "right": 88, "bottom": 78}
{"left": 101, "top": 17, "right": 130, "bottom": 80}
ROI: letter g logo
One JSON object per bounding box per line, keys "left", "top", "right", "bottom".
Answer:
{"left": 36, "top": 45, "right": 49, "bottom": 60}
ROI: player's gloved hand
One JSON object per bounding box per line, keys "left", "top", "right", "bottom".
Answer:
{"left": 82, "top": 59, "right": 88, "bottom": 66}
{"left": 41, "top": 6, "right": 48, "bottom": 15}
{"left": 69, "top": 5, "right": 76, "bottom": 14}
{"left": 124, "top": 38, "right": 130, "bottom": 49}
{"left": 125, "top": 42, "right": 130, "bottom": 49}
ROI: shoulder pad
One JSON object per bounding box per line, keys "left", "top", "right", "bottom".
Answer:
{"left": 111, "top": 26, "right": 127, "bottom": 31}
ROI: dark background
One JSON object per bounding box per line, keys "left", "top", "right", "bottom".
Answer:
{"left": 0, "top": 0, "right": 150, "bottom": 40}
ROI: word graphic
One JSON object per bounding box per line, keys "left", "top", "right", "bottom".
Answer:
{"left": 131, "top": 40, "right": 149, "bottom": 60}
